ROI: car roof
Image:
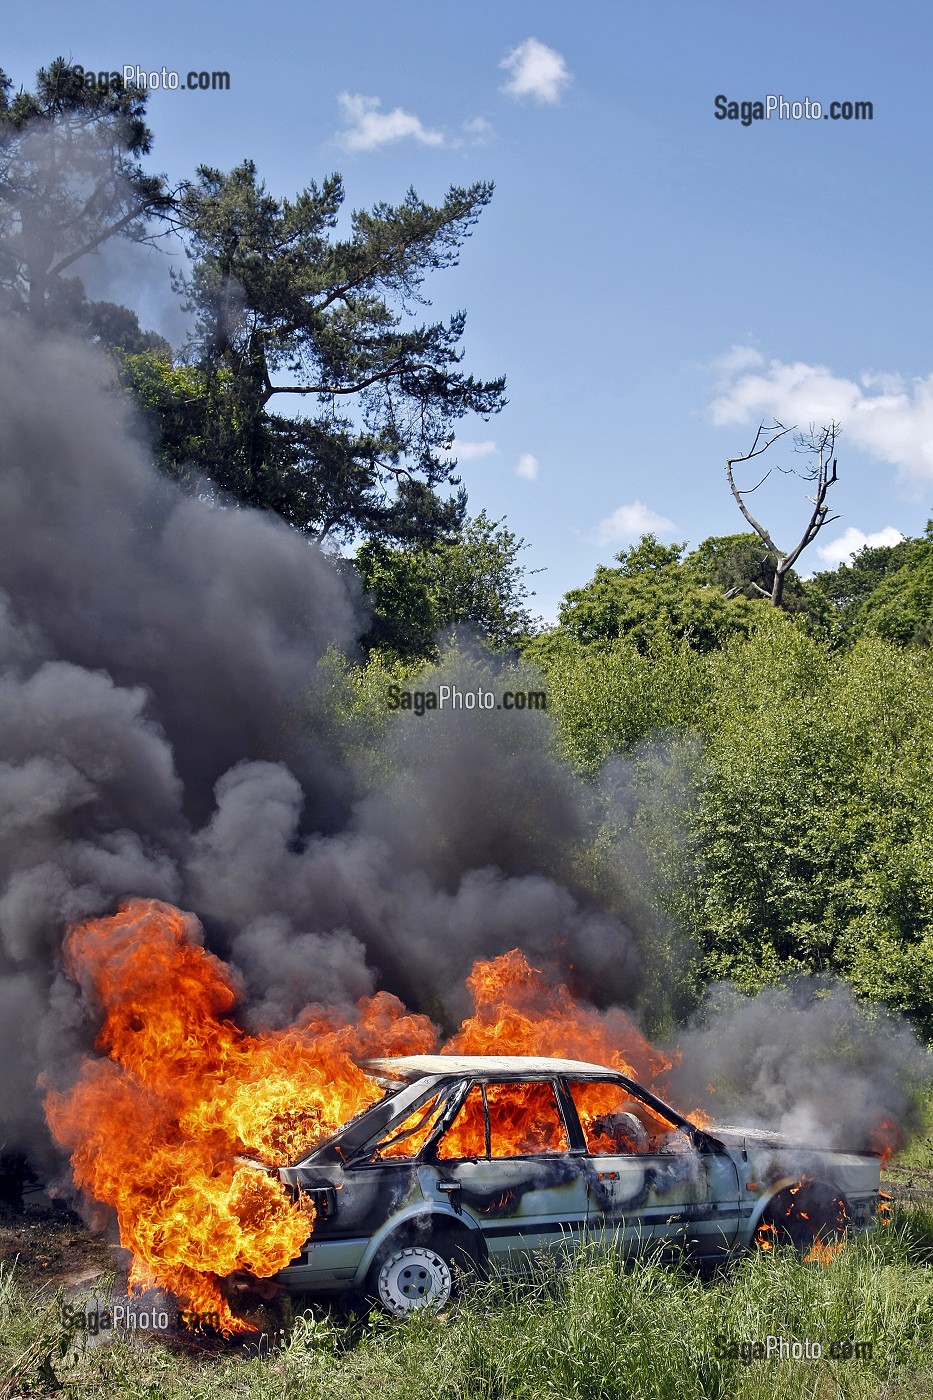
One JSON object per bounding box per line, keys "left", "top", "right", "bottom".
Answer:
{"left": 361, "top": 1054, "right": 620, "bottom": 1079}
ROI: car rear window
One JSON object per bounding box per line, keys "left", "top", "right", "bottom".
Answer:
{"left": 567, "top": 1080, "right": 675, "bottom": 1154}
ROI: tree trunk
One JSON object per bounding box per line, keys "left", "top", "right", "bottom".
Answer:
{"left": 771, "top": 560, "right": 787, "bottom": 607}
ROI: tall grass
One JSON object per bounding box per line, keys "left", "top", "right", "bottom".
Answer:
{"left": 2, "top": 1208, "right": 931, "bottom": 1400}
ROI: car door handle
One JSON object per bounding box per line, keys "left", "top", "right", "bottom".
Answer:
{"left": 437, "top": 1181, "right": 462, "bottom": 1215}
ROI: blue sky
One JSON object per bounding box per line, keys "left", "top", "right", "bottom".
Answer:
{"left": 6, "top": 2, "right": 933, "bottom": 620}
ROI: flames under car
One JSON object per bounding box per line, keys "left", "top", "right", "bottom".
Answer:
{"left": 265, "top": 1055, "right": 882, "bottom": 1316}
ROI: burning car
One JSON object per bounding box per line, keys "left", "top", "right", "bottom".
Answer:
{"left": 271, "top": 1055, "right": 882, "bottom": 1315}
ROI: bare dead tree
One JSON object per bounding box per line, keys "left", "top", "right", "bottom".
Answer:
{"left": 725, "top": 419, "right": 840, "bottom": 607}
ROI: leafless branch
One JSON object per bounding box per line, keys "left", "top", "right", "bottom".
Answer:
{"left": 725, "top": 419, "right": 841, "bottom": 606}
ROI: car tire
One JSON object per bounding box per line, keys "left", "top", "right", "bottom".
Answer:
{"left": 756, "top": 1180, "right": 848, "bottom": 1257}
{"left": 366, "top": 1228, "right": 483, "bottom": 1318}
{"left": 370, "top": 1242, "right": 453, "bottom": 1317}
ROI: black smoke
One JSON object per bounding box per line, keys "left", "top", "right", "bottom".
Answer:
{"left": 0, "top": 321, "right": 644, "bottom": 1164}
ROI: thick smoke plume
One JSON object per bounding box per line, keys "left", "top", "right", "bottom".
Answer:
{"left": 0, "top": 321, "right": 644, "bottom": 1165}
{"left": 664, "top": 980, "right": 929, "bottom": 1152}
{"left": 0, "top": 317, "right": 928, "bottom": 1181}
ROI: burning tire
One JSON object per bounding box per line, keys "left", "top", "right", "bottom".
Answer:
{"left": 366, "top": 1227, "right": 484, "bottom": 1317}
{"left": 755, "top": 1180, "right": 849, "bottom": 1258}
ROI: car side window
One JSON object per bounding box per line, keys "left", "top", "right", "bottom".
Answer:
{"left": 487, "top": 1081, "right": 569, "bottom": 1157}
{"left": 436, "top": 1080, "right": 569, "bottom": 1159}
{"left": 437, "top": 1085, "right": 488, "bottom": 1159}
{"left": 568, "top": 1080, "right": 673, "bottom": 1155}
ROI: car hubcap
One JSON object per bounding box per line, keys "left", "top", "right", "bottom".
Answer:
{"left": 377, "top": 1245, "right": 452, "bottom": 1316}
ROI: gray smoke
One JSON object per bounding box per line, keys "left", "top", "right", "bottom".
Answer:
{"left": 0, "top": 321, "right": 358, "bottom": 1156}
{"left": 0, "top": 320, "right": 644, "bottom": 1164}
{"left": 0, "top": 327, "right": 355, "bottom": 819}
{"left": 1, "top": 316, "right": 927, "bottom": 1179}
{"left": 182, "top": 645, "right": 644, "bottom": 1025}
{"left": 71, "top": 234, "right": 194, "bottom": 354}
{"left": 663, "top": 979, "right": 929, "bottom": 1153}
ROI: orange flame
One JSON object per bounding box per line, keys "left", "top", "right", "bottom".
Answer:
{"left": 43, "top": 902, "right": 710, "bottom": 1331}
{"left": 868, "top": 1120, "right": 901, "bottom": 1168}
{"left": 802, "top": 1238, "right": 846, "bottom": 1265}
{"left": 447, "top": 948, "right": 672, "bottom": 1078}
{"left": 446, "top": 947, "right": 709, "bottom": 1152}
{"left": 754, "top": 1219, "right": 778, "bottom": 1252}
{"left": 42, "top": 900, "right": 434, "bottom": 1332}
{"left": 755, "top": 1178, "right": 851, "bottom": 1267}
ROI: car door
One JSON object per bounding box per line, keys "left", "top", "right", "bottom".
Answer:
{"left": 565, "top": 1077, "right": 741, "bottom": 1259}
{"left": 422, "top": 1079, "right": 590, "bottom": 1268}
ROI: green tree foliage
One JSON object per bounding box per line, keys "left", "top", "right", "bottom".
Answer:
{"left": 522, "top": 631, "right": 709, "bottom": 771}
{"left": 685, "top": 531, "right": 825, "bottom": 622}
{"left": 694, "top": 630, "right": 933, "bottom": 1029}
{"left": 811, "top": 523, "right": 933, "bottom": 646}
{"left": 116, "top": 351, "right": 219, "bottom": 481}
{"left": 164, "top": 161, "right": 506, "bottom": 543}
{"left": 532, "top": 619, "right": 933, "bottom": 1034}
{"left": 556, "top": 534, "right": 763, "bottom": 651}
{"left": 87, "top": 301, "right": 170, "bottom": 355}
{"left": 355, "top": 511, "right": 539, "bottom": 661}
{"left": 0, "top": 59, "right": 172, "bottom": 327}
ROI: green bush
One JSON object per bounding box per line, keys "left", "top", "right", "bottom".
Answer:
{"left": 532, "top": 620, "right": 933, "bottom": 1033}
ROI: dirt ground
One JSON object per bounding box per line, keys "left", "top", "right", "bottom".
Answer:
{"left": 0, "top": 1194, "right": 121, "bottom": 1298}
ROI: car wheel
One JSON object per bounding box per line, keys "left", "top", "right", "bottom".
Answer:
{"left": 755, "top": 1181, "right": 848, "bottom": 1258}
{"left": 371, "top": 1242, "right": 454, "bottom": 1317}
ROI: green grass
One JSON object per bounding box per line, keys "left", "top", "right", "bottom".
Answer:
{"left": 2, "top": 1207, "right": 932, "bottom": 1400}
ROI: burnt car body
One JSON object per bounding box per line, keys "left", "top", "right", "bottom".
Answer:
{"left": 273, "top": 1055, "right": 882, "bottom": 1315}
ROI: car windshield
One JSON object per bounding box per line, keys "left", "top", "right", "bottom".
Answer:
{"left": 284, "top": 1077, "right": 415, "bottom": 1166}
{"left": 372, "top": 1092, "right": 449, "bottom": 1159}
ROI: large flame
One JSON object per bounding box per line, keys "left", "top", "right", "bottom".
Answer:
{"left": 446, "top": 947, "right": 673, "bottom": 1078}
{"left": 443, "top": 947, "right": 702, "bottom": 1155}
{"left": 42, "top": 900, "right": 434, "bottom": 1332}
{"left": 43, "top": 900, "right": 705, "bottom": 1331}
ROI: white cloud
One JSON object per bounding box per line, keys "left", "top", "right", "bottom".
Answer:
{"left": 816, "top": 526, "right": 905, "bottom": 568}
{"left": 591, "top": 501, "right": 678, "bottom": 547}
{"left": 336, "top": 93, "right": 444, "bottom": 152}
{"left": 500, "top": 38, "right": 571, "bottom": 104}
{"left": 712, "top": 344, "right": 765, "bottom": 381}
{"left": 462, "top": 116, "right": 494, "bottom": 143}
{"left": 711, "top": 347, "right": 933, "bottom": 486}
{"left": 516, "top": 452, "right": 539, "bottom": 480}
{"left": 452, "top": 439, "right": 497, "bottom": 460}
